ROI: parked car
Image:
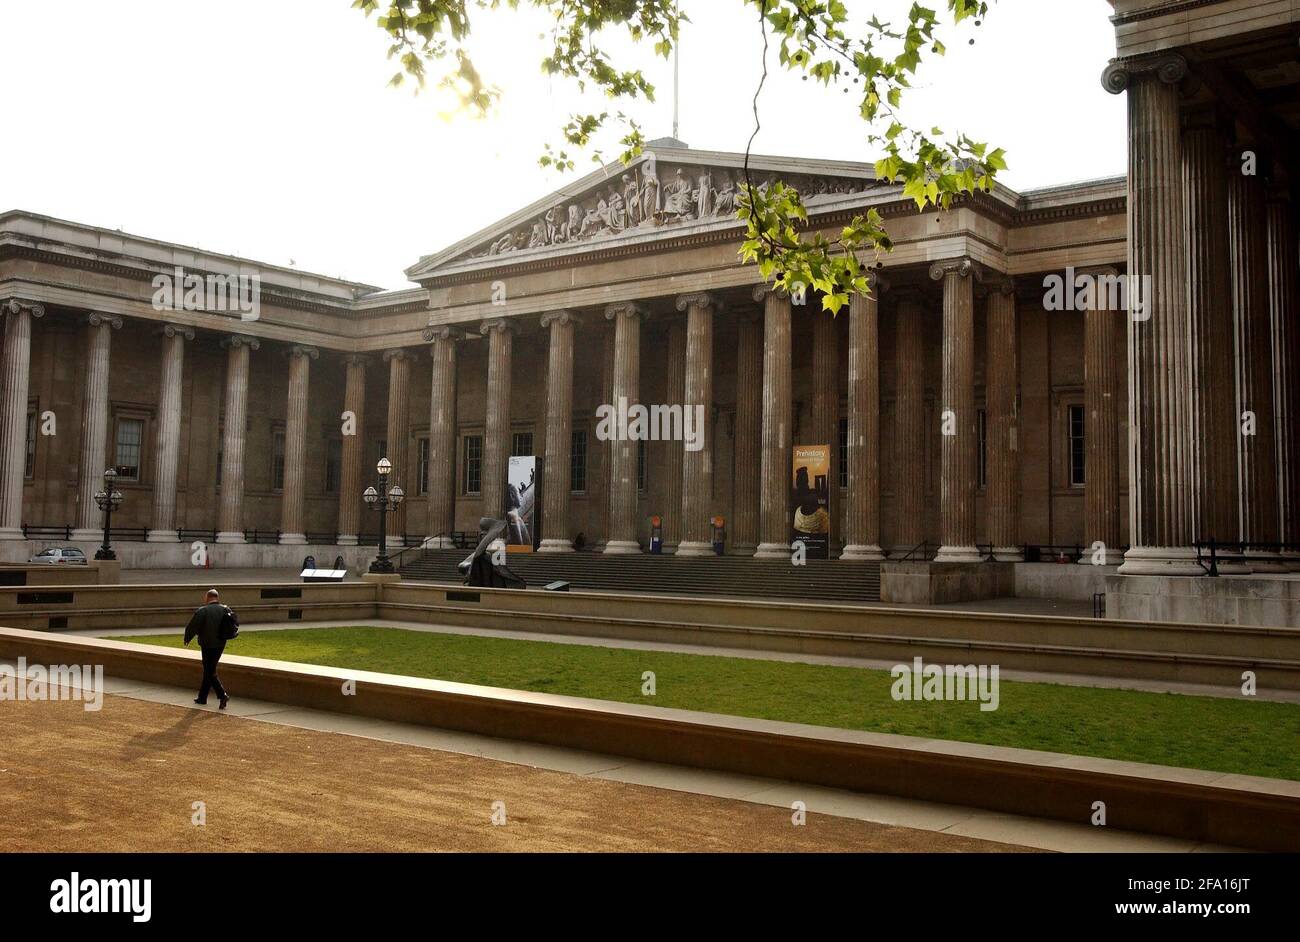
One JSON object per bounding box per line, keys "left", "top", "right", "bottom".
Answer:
{"left": 28, "top": 547, "right": 88, "bottom": 565}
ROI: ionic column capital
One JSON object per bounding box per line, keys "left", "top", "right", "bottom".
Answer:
{"left": 977, "top": 272, "right": 1015, "bottom": 297}
{"left": 540, "top": 309, "right": 581, "bottom": 329}
{"left": 422, "top": 325, "right": 460, "bottom": 343}
{"left": 604, "top": 302, "right": 646, "bottom": 322}
{"left": 674, "top": 292, "right": 720, "bottom": 313}
{"left": 928, "top": 257, "right": 981, "bottom": 282}
{"left": 480, "top": 316, "right": 516, "bottom": 336}
{"left": 220, "top": 334, "right": 260, "bottom": 351}
{"left": 86, "top": 311, "right": 123, "bottom": 330}
{"left": 286, "top": 344, "right": 319, "bottom": 360}
{"left": 383, "top": 347, "right": 417, "bottom": 362}
{"left": 865, "top": 270, "right": 891, "bottom": 295}
{"left": 751, "top": 284, "right": 789, "bottom": 303}
{"left": 157, "top": 323, "right": 195, "bottom": 341}
{"left": 2, "top": 298, "right": 45, "bottom": 319}
{"left": 343, "top": 353, "right": 370, "bottom": 367}
{"left": 1100, "top": 53, "right": 1189, "bottom": 95}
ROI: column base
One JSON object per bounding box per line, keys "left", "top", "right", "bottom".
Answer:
{"left": 337, "top": 534, "right": 359, "bottom": 546}
{"left": 146, "top": 529, "right": 179, "bottom": 543}
{"left": 70, "top": 528, "right": 101, "bottom": 542}
{"left": 1248, "top": 554, "right": 1292, "bottom": 573}
{"left": 730, "top": 541, "right": 756, "bottom": 557}
{"left": 0, "top": 527, "right": 25, "bottom": 541}
{"left": 603, "top": 540, "right": 642, "bottom": 555}
{"left": 538, "top": 538, "right": 575, "bottom": 553}
{"left": 994, "top": 546, "right": 1026, "bottom": 562}
{"left": 1075, "top": 549, "right": 1122, "bottom": 566}
{"left": 934, "top": 544, "right": 982, "bottom": 563}
{"left": 279, "top": 533, "right": 307, "bottom": 545}
{"left": 1116, "top": 545, "right": 1203, "bottom": 576}
{"left": 215, "top": 531, "right": 246, "bottom": 544}
{"left": 1283, "top": 551, "right": 1300, "bottom": 573}
{"left": 675, "top": 541, "right": 713, "bottom": 557}
{"left": 753, "top": 542, "right": 790, "bottom": 560}
{"left": 840, "top": 544, "right": 886, "bottom": 561}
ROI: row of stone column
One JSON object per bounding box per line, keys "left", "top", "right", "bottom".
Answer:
{"left": 1104, "top": 52, "right": 1300, "bottom": 572}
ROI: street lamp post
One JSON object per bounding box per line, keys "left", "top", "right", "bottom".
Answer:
{"left": 363, "top": 457, "right": 405, "bottom": 574}
{"left": 93, "top": 468, "right": 124, "bottom": 561}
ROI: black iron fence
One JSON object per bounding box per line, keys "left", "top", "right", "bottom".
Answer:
{"left": 1194, "top": 540, "right": 1300, "bottom": 576}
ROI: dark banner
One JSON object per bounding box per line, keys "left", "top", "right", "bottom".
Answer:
{"left": 791, "top": 444, "right": 830, "bottom": 559}
{"left": 506, "top": 455, "right": 539, "bottom": 553}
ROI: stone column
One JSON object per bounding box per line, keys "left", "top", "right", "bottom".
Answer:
{"left": 480, "top": 319, "right": 513, "bottom": 521}
{"left": 0, "top": 299, "right": 45, "bottom": 540}
{"left": 731, "top": 312, "right": 763, "bottom": 555}
{"left": 893, "top": 291, "right": 927, "bottom": 553}
{"left": 72, "top": 312, "right": 123, "bottom": 540}
{"left": 383, "top": 348, "right": 415, "bottom": 541}
{"left": 424, "top": 329, "right": 458, "bottom": 547}
{"left": 842, "top": 276, "right": 887, "bottom": 560}
{"left": 661, "top": 319, "right": 686, "bottom": 552}
{"left": 810, "top": 304, "right": 840, "bottom": 550}
{"left": 1266, "top": 186, "right": 1300, "bottom": 569}
{"left": 336, "top": 354, "right": 367, "bottom": 545}
{"left": 1229, "top": 147, "right": 1280, "bottom": 568}
{"left": 984, "top": 278, "right": 1024, "bottom": 561}
{"left": 1183, "top": 108, "right": 1242, "bottom": 569}
{"left": 755, "top": 286, "right": 793, "bottom": 559}
{"left": 539, "top": 311, "right": 578, "bottom": 552}
{"left": 604, "top": 302, "right": 644, "bottom": 554}
{"left": 676, "top": 292, "right": 718, "bottom": 555}
{"left": 1103, "top": 53, "right": 1201, "bottom": 574}
{"left": 216, "top": 335, "right": 259, "bottom": 543}
{"left": 930, "top": 258, "right": 980, "bottom": 562}
{"left": 278, "top": 344, "right": 317, "bottom": 545}
{"left": 147, "top": 323, "right": 194, "bottom": 542}
{"left": 1073, "top": 269, "right": 1123, "bottom": 565}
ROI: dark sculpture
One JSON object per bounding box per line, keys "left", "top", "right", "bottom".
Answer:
{"left": 458, "top": 517, "right": 527, "bottom": 589}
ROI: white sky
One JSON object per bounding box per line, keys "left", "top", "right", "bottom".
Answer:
{"left": 0, "top": 0, "right": 1124, "bottom": 290}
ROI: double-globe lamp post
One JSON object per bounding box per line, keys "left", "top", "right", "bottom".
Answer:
{"left": 93, "top": 468, "right": 124, "bottom": 561}
{"left": 363, "top": 457, "right": 405, "bottom": 573}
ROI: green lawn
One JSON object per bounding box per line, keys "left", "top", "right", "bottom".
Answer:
{"left": 116, "top": 625, "right": 1300, "bottom": 781}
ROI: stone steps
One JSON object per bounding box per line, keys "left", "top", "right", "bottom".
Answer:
{"left": 398, "top": 549, "right": 882, "bottom": 603}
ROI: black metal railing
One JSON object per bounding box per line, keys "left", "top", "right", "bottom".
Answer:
{"left": 1194, "top": 540, "right": 1300, "bottom": 576}
{"left": 21, "top": 524, "right": 73, "bottom": 540}
{"left": 304, "top": 531, "right": 339, "bottom": 545}
{"left": 178, "top": 528, "right": 218, "bottom": 544}
{"left": 243, "top": 529, "right": 282, "bottom": 545}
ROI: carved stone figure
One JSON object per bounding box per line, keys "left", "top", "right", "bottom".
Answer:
{"left": 662, "top": 168, "right": 693, "bottom": 220}
{"left": 566, "top": 204, "right": 582, "bottom": 241}
{"left": 695, "top": 169, "right": 714, "bottom": 218}
{"left": 528, "top": 219, "right": 548, "bottom": 248}
{"left": 622, "top": 173, "right": 641, "bottom": 227}
{"left": 640, "top": 155, "right": 659, "bottom": 222}
{"left": 545, "top": 205, "right": 563, "bottom": 243}
{"left": 606, "top": 186, "right": 627, "bottom": 231}
{"left": 714, "top": 172, "right": 737, "bottom": 216}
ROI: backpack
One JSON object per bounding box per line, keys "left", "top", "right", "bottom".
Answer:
{"left": 219, "top": 605, "right": 240, "bottom": 640}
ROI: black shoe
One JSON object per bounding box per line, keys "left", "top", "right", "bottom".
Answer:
{"left": 219, "top": 695, "right": 230, "bottom": 710}
{"left": 194, "top": 699, "right": 207, "bottom": 705}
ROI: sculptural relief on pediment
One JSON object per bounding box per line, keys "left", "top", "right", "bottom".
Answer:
{"left": 463, "top": 157, "right": 875, "bottom": 261}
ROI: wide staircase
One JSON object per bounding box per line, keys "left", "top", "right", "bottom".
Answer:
{"left": 398, "top": 548, "right": 882, "bottom": 603}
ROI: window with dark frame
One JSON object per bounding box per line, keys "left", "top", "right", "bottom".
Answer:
{"left": 462, "top": 434, "right": 483, "bottom": 495}
{"left": 570, "top": 429, "right": 587, "bottom": 493}
{"left": 838, "top": 416, "right": 849, "bottom": 489}
{"left": 25, "top": 409, "right": 36, "bottom": 479}
{"left": 511, "top": 431, "right": 534, "bottom": 457}
{"left": 114, "top": 417, "right": 144, "bottom": 481}
{"left": 1068, "top": 404, "right": 1086, "bottom": 487}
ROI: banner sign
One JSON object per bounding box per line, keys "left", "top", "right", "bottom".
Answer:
{"left": 791, "top": 444, "right": 830, "bottom": 559}
{"left": 506, "top": 455, "right": 540, "bottom": 553}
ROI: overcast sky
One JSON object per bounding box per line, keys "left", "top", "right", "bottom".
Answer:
{"left": 0, "top": 0, "right": 1124, "bottom": 290}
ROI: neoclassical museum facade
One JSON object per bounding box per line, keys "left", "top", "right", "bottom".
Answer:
{"left": 0, "top": 0, "right": 1296, "bottom": 580}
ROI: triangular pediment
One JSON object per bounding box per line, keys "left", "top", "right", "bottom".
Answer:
{"left": 406, "top": 144, "right": 894, "bottom": 279}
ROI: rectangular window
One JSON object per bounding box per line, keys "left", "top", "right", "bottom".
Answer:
{"left": 977, "top": 408, "right": 988, "bottom": 489}
{"left": 114, "top": 418, "right": 144, "bottom": 482}
{"left": 325, "top": 439, "right": 342, "bottom": 495}
{"left": 462, "top": 435, "right": 483, "bottom": 495}
{"left": 272, "top": 430, "right": 286, "bottom": 490}
{"left": 511, "top": 431, "right": 534, "bottom": 457}
{"left": 570, "top": 429, "right": 587, "bottom": 493}
{"left": 637, "top": 439, "right": 647, "bottom": 492}
{"left": 838, "top": 416, "right": 849, "bottom": 489}
{"left": 1068, "top": 404, "right": 1086, "bottom": 487}
{"left": 417, "top": 437, "right": 430, "bottom": 495}
{"left": 25, "top": 410, "right": 37, "bottom": 479}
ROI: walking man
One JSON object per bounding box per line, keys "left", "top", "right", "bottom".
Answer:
{"left": 184, "top": 588, "right": 234, "bottom": 709}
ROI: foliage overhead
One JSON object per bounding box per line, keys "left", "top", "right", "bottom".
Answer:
{"left": 355, "top": 0, "right": 1006, "bottom": 313}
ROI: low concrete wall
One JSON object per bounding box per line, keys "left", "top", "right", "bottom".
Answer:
{"left": 0, "top": 562, "right": 117, "bottom": 586}
{"left": 1, "top": 626, "right": 1295, "bottom": 851}
{"left": 881, "top": 562, "right": 1014, "bottom": 604}
{"left": 1015, "top": 562, "right": 1114, "bottom": 601}
{"left": 0, "top": 539, "right": 378, "bottom": 574}
{"left": 1107, "top": 574, "right": 1300, "bottom": 628}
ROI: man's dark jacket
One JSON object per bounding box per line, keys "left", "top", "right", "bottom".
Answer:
{"left": 184, "top": 602, "right": 229, "bottom": 648}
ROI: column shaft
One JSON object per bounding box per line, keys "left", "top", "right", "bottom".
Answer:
{"left": 539, "top": 312, "right": 576, "bottom": 552}
{"left": 384, "top": 349, "right": 414, "bottom": 540}
{"left": 676, "top": 293, "right": 716, "bottom": 555}
{"left": 148, "top": 325, "right": 192, "bottom": 541}
{"left": 661, "top": 321, "right": 686, "bottom": 550}
{"left": 986, "top": 284, "right": 1023, "bottom": 560}
{"left": 755, "top": 287, "right": 792, "bottom": 558}
{"left": 604, "top": 303, "right": 643, "bottom": 553}
{"left": 842, "top": 285, "right": 884, "bottom": 560}
{"left": 480, "top": 321, "right": 512, "bottom": 521}
{"left": 426, "top": 331, "right": 458, "bottom": 546}
{"left": 1080, "top": 276, "right": 1122, "bottom": 564}
{"left": 73, "top": 313, "right": 121, "bottom": 538}
{"left": 337, "top": 355, "right": 367, "bottom": 545}
{"left": 731, "top": 314, "right": 763, "bottom": 555}
{"left": 0, "top": 300, "right": 44, "bottom": 540}
{"left": 279, "top": 345, "right": 316, "bottom": 544}
{"left": 216, "top": 337, "right": 257, "bottom": 542}
{"left": 893, "top": 294, "right": 927, "bottom": 551}
{"left": 932, "top": 260, "right": 979, "bottom": 562}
